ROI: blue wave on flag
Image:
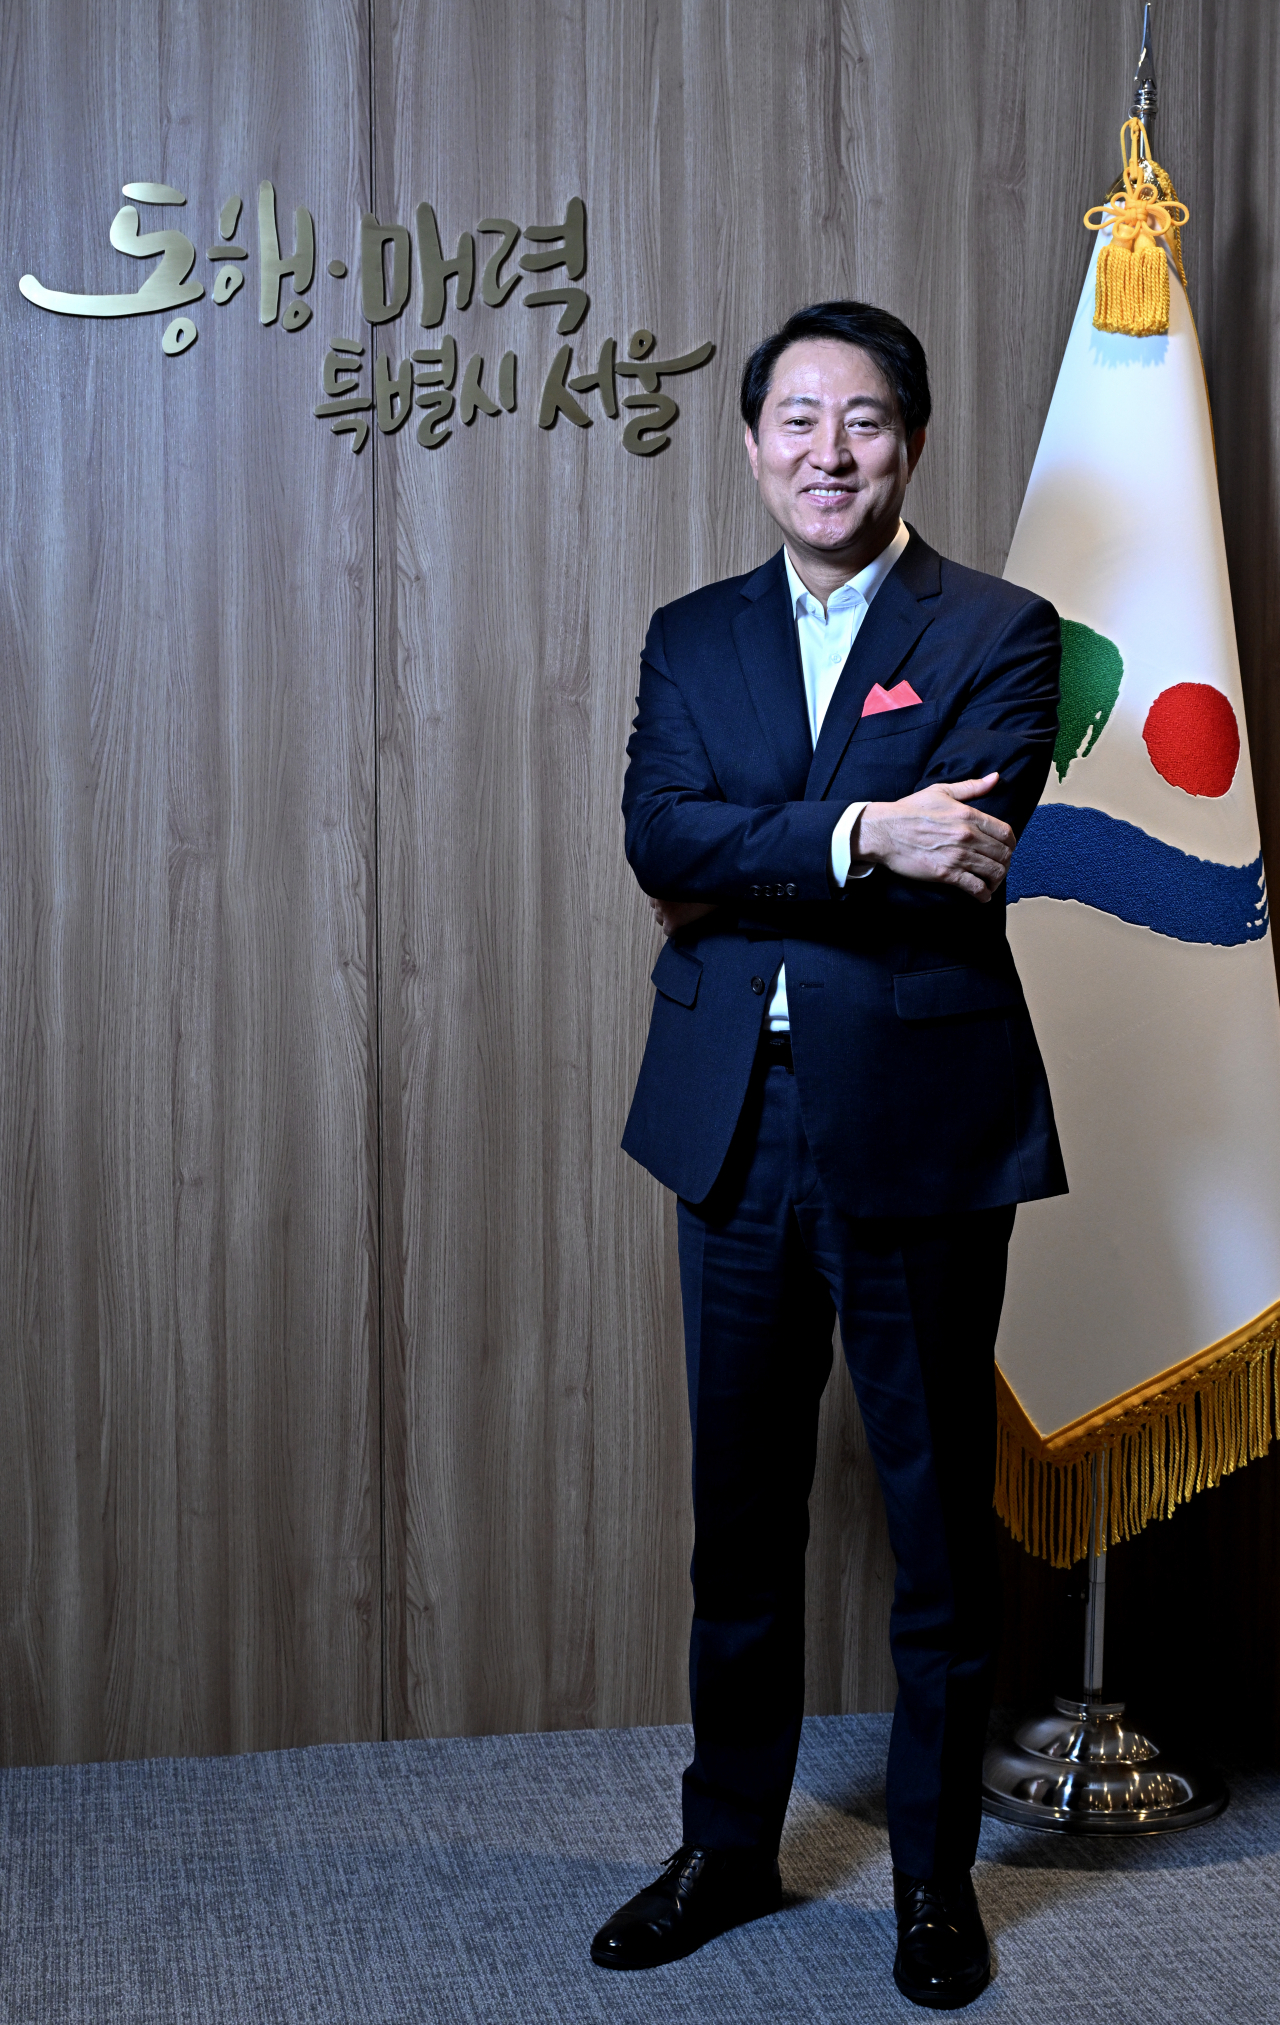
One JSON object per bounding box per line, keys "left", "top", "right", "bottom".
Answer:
{"left": 1007, "top": 803, "right": 1269, "bottom": 945}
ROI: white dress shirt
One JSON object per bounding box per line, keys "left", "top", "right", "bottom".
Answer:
{"left": 768, "top": 519, "right": 911, "bottom": 1030}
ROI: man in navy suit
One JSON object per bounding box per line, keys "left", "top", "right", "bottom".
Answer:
{"left": 590, "top": 302, "right": 1065, "bottom": 2009}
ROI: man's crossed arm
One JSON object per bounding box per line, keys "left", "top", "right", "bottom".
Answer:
{"left": 625, "top": 591, "right": 1059, "bottom": 935}
{"left": 648, "top": 772, "right": 1014, "bottom": 935}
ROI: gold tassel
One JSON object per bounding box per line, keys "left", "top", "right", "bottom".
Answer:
{"left": 1084, "top": 117, "right": 1190, "bottom": 337}
{"left": 1094, "top": 235, "right": 1169, "bottom": 337}
{"left": 995, "top": 1321, "right": 1280, "bottom": 1568}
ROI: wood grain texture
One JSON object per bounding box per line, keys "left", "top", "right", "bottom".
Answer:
{"left": 372, "top": 0, "right": 898, "bottom": 1740}
{"left": 0, "top": 0, "right": 379, "bottom": 1761}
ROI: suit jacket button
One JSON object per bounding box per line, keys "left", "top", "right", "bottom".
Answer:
{"left": 750, "top": 885, "right": 761, "bottom": 899}
{"left": 751, "top": 976, "right": 765, "bottom": 995}
{"left": 786, "top": 883, "right": 797, "bottom": 898}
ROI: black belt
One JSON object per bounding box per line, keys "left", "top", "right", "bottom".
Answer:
{"left": 759, "top": 1027, "right": 794, "bottom": 1070}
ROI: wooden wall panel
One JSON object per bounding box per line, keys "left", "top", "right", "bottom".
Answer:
{"left": 0, "top": 0, "right": 379, "bottom": 1761}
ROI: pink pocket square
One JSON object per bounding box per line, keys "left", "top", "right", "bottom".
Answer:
{"left": 861, "top": 680, "right": 923, "bottom": 718}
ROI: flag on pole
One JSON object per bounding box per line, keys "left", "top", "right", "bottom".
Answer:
{"left": 993, "top": 119, "right": 1280, "bottom": 1567}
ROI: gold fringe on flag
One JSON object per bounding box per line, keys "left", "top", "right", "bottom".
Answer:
{"left": 1084, "top": 117, "right": 1190, "bottom": 337}
{"left": 995, "top": 1298, "right": 1280, "bottom": 1567}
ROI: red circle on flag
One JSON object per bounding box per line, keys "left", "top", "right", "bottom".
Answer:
{"left": 1142, "top": 683, "right": 1240, "bottom": 797}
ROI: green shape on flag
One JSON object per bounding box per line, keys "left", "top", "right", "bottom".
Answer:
{"left": 1054, "top": 619, "right": 1124, "bottom": 781}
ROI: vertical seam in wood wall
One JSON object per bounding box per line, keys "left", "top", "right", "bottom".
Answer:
{"left": 368, "top": 0, "right": 387, "bottom": 1746}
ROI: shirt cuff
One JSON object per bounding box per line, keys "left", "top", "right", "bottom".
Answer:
{"left": 830, "top": 802, "right": 871, "bottom": 888}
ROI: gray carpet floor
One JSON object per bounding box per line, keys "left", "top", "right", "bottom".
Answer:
{"left": 1, "top": 1713, "right": 1277, "bottom": 2023}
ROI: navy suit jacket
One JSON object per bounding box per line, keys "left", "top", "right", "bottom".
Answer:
{"left": 620, "top": 528, "right": 1069, "bottom": 1218}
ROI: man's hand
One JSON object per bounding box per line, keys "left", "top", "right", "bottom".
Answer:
{"left": 648, "top": 895, "right": 717, "bottom": 938}
{"left": 854, "top": 773, "right": 1014, "bottom": 902}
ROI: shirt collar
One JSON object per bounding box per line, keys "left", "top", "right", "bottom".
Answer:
{"left": 783, "top": 519, "right": 910, "bottom": 619}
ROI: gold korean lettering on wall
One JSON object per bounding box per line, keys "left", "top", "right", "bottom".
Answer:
{"left": 19, "top": 184, "right": 715, "bottom": 459}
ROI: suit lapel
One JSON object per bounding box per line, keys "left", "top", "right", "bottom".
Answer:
{"left": 805, "top": 529, "right": 942, "bottom": 802}
{"left": 729, "top": 552, "right": 814, "bottom": 800}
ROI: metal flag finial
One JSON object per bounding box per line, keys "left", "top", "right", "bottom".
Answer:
{"left": 1130, "top": 4, "right": 1157, "bottom": 134}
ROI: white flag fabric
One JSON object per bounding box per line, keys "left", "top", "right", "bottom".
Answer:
{"left": 994, "top": 234, "right": 1280, "bottom": 1564}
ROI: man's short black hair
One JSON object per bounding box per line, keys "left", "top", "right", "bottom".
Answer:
{"left": 740, "top": 301, "right": 931, "bottom": 440}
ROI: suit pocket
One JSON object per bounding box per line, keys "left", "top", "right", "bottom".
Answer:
{"left": 893, "top": 965, "right": 1023, "bottom": 1021}
{"left": 652, "top": 940, "right": 702, "bottom": 1007}
{"left": 854, "top": 700, "right": 940, "bottom": 740}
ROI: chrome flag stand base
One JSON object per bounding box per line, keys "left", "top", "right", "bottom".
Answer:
{"left": 982, "top": 1456, "right": 1227, "bottom": 1834}
{"left": 982, "top": 1698, "right": 1226, "bottom": 1835}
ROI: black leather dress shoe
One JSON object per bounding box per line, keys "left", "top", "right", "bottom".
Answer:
{"left": 590, "top": 1844, "right": 783, "bottom": 1969}
{"left": 892, "top": 1867, "right": 991, "bottom": 2009}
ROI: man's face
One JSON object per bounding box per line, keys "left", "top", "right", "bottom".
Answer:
{"left": 744, "top": 338, "right": 925, "bottom": 562}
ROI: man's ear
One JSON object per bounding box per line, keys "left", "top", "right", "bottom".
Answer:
{"left": 905, "top": 427, "right": 927, "bottom": 479}
{"left": 744, "top": 423, "right": 760, "bottom": 480}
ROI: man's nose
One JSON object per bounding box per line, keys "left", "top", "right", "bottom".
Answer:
{"left": 808, "top": 424, "right": 853, "bottom": 471}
